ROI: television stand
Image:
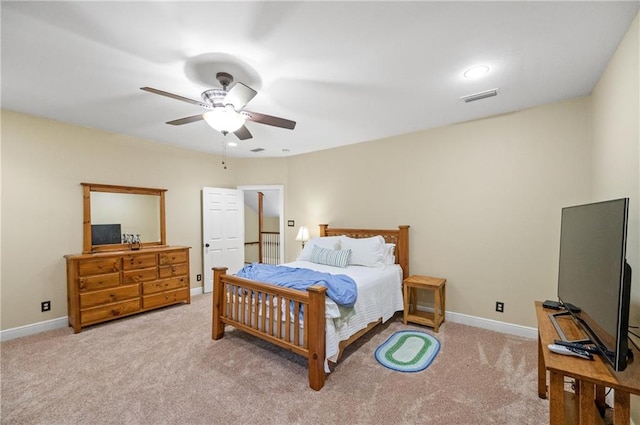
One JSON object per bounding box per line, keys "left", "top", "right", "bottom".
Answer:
{"left": 536, "top": 301, "right": 640, "bottom": 424}
{"left": 549, "top": 311, "right": 591, "bottom": 345}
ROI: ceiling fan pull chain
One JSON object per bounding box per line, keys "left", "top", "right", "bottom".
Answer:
{"left": 221, "top": 139, "right": 228, "bottom": 170}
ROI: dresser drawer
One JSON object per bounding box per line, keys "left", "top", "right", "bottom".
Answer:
{"left": 80, "top": 284, "right": 140, "bottom": 309}
{"left": 143, "top": 287, "right": 189, "bottom": 309}
{"left": 159, "top": 263, "right": 188, "bottom": 278}
{"left": 78, "top": 257, "right": 121, "bottom": 276}
{"left": 79, "top": 272, "right": 120, "bottom": 292}
{"left": 143, "top": 276, "right": 188, "bottom": 295}
{"left": 159, "top": 250, "right": 188, "bottom": 266}
{"left": 123, "top": 267, "right": 157, "bottom": 284}
{"left": 81, "top": 299, "right": 140, "bottom": 325}
{"left": 122, "top": 253, "right": 157, "bottom": 270}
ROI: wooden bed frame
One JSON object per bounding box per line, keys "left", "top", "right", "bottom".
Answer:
{"left": 211, "top": 224, "right": 409, "bottom": 390}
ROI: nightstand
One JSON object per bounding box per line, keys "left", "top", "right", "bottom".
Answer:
{"left": 403, "top": 275, "right": 446, "bottom": 332}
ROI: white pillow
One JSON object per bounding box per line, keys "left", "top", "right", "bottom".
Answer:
{"left": 383, "top": 243, "right": 396, "bottom": 265}
{"left": 339, "top": 235, "right": 386, "bottom": 267}
{"left": 296, "top": 236, "right": 341, "bottom": 261}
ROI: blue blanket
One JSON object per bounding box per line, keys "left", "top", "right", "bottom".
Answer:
{"left": 236, "top": 263, "right": 358, "bottom": 308}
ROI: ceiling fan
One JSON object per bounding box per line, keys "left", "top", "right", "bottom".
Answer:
{"left": 141, "top": 72, "right": 296, "bottom": 140}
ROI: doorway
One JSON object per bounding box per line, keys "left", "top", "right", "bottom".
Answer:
{"left": 239, "top": 185, "right": 285, "bottom": 265}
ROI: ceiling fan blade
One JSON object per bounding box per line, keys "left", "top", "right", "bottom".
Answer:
{"left": 140, "top": 87, "right": 211, "bottom": 109}
{"left": 234, "top": 125, "right": 253, "bottom": 140}
{"left": 166, "top": 114, "right": 204, "bottom": 126}
{"left": 243, "top": 110, "right": 296, "bottom": 130}
{"left": 224, "top": 83, "right": 257, "bottom": 109}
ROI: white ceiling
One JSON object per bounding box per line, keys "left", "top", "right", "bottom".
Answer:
{"left": 2, "top": 1, "right": 638, "bottom": 159}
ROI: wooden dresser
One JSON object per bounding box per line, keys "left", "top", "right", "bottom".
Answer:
{"left": 65, "top": 246, "right": 191, "bottom": 333}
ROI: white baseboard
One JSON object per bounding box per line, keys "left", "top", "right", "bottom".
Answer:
{"left": 444, "top": 310, "right": 538, "bottom": 339}
{"left": 0, "top": 316, "right": 69, "bottom": 342}
{"left": 1, "top": 287, "right": 206, "bottom": 342}
{"left": 413, "top": 304, "right": 538, "bottom": 339}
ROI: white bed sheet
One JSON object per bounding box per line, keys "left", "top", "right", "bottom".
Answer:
{"left": 284, "top": 260, "right": 404, "bottom": 363}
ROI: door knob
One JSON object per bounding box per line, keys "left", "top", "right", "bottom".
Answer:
{"left": 205, "top": 243, "right": 210, "bottom": 248}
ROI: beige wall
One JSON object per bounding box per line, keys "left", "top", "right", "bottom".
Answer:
{"left": 0, "top": 111, "right": 237, "bottom": 329}
{"left": 591, "top": 13, "right": 639, "bottom": 422}
{"left": 3, "top": 97, "right": 592, "bottom": 332}
{"left": 280, "top": 97, "right": 592, "bottom": 328}
{"left": 0, "top": 96, "right": 595, "bottom": 331}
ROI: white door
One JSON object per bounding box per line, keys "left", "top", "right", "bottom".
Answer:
{"left": 202, "top": 187, "right": 244, "bottom": 293}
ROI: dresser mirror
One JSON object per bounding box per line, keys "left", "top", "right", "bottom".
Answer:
{"left": 82, "top": 183, "right": 167, "bottom": 253}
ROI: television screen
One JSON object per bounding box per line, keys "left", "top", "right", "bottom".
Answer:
{"left": 557, "top": 198, "right": 631, "bottom": 371}
{"left": 91, "top": 224, "right": 122, "bottom": 245}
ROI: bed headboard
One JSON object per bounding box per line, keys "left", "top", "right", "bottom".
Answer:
{"left": 319, "top": 224, "right": 410, "bottom": 279}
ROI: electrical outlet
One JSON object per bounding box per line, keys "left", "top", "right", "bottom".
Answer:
{"left": 197, "top": 274, "right": 202, "bottom": 282}
{"left": 41, "top": 301, "right": 51, "bottom": 312}
{"left": 496, "top": 301, "right": 504, "bottom": 313}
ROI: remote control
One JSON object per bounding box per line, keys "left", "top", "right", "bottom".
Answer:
{"left": 553, "top": 340, "right": 599, "bottom": 354}
{"left": 548, "top": 344, "right": 594, "bottom": 360}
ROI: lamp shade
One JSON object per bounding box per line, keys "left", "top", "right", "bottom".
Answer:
{"left": 203, "top": 105, "right": 246, "bottom": 133}
{"left": 295, "top": 226, "right": 310, "bottom": 243}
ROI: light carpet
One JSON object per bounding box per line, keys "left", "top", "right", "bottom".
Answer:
{"left": 1, "top": 294, "right": 550, "bottom": 424}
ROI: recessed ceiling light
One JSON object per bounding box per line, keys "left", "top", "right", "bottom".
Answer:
{"left": 227, "top": 141, "right": 237, "bottom": 147}
{"left": 463, "top": 65, "right": 490, "bottom": 79}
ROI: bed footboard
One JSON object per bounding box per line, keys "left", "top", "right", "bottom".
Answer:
{"left": 212, "top": 267, "right": 328, "bottom": 390}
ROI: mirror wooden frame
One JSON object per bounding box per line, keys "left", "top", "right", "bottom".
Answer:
{"left": 82, "top": 182, "right": 167, "bottom": 253}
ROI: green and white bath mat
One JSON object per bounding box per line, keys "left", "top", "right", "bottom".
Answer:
{"left": 374, "top": 330, "right": 440, "bottom": 372}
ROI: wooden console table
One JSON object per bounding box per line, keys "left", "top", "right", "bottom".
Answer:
{"left": 535, "top": 301, "right": 640, "bottom": 424}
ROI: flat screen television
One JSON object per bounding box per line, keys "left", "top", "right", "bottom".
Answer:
{"left": 91, "top": 224, "right": 122, "bottom": 245}
{"left": 556, "top": 198, "right": 632, "bottom": 371}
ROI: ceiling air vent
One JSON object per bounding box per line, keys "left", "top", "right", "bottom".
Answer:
{"left": 460, "top": 88, "right": 498, "bottom": 103}
{"left": 251, "top": 148, "right": 265, "bottom": 153}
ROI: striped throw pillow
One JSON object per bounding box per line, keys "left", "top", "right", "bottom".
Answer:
{"left": 310, "top": 245, "right": 351, "bottom": 268}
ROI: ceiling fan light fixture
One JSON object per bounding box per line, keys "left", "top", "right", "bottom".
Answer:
{"left": 203, "top": 105, "right": 246, "bottom": 133}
